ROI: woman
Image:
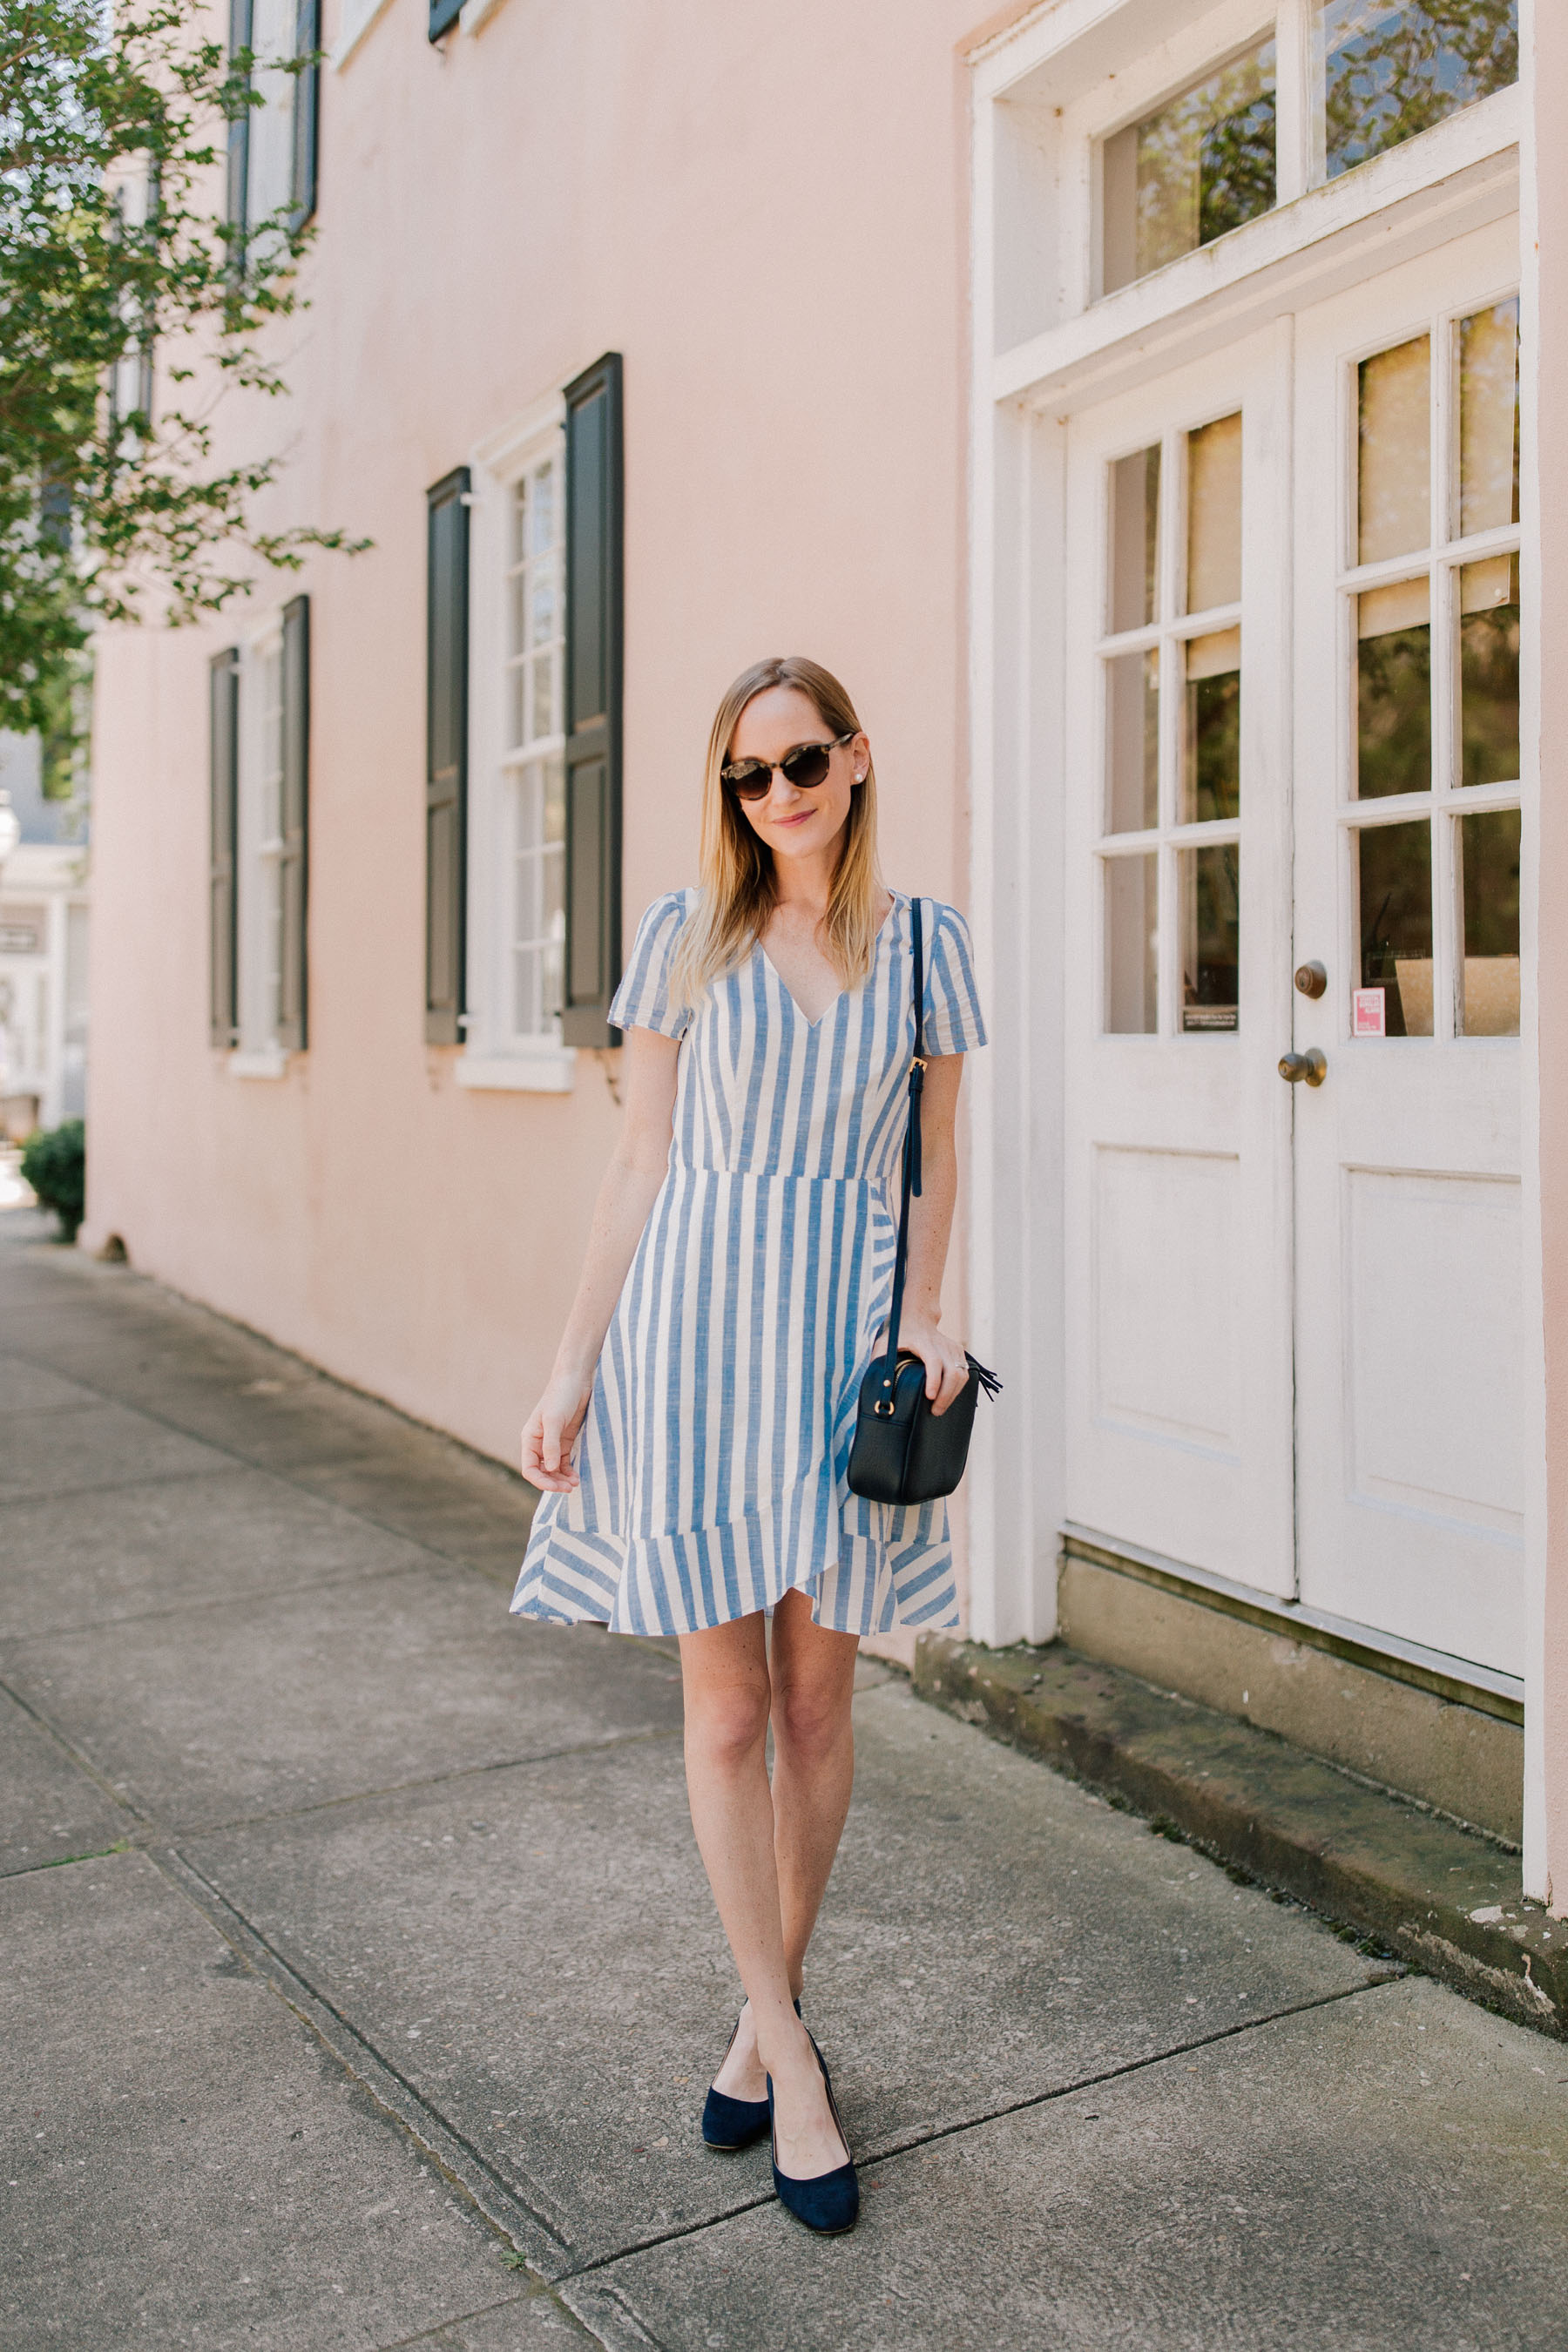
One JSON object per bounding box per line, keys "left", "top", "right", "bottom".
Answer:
{"left": 512, "top": 655, "right": 985, "bottom": 2234}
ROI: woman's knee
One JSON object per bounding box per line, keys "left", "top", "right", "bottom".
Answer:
{"left": 686, "top": 1679, "right": 771, "bottom": 1769}
{"left": 770, "top": 1673, "right": 852, "bottom": 1764}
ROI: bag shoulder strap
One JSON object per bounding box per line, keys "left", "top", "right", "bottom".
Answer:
{"left": 872, "top": 897, "right": 924, "bottom": 1398}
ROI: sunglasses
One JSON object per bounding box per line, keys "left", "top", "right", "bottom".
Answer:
{"left": 721, "top": 731, "right": 855, "bottom": 802}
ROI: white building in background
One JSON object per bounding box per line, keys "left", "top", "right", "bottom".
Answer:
{"left": 0, "top": 734, "right": 89, "bottom": 1140}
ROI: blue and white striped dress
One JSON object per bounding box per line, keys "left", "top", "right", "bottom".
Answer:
{"left": 510, "top": 890, "right": 987, "bottom": 1639}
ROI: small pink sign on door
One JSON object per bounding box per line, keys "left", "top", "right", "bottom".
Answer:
{"left": 1352, "top": 986, "right": 1387, "bottom": 1037}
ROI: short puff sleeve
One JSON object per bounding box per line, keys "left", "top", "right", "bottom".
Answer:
{"left": 922, "top": 901, "right": 987, "bottom": 1056}
{"left": 609, "top": 890, "right": 695, "bottom": 1039}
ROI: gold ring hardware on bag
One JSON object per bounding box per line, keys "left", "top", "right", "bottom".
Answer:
{"left": 873, "top": 1400, "right": 896, "bottom": 1417}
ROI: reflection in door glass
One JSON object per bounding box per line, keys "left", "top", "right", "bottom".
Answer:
{"left": 1459, "top": 299, "right": 1520, "bottom": 536}
{"left": 1186, "top": 414, "right": 1243, "bottom": 612}
{"left": 1109, "top": 446, "right": 1161, "bottom": 632}
{"left": 1358, "top": 818, "right": 1433, "bottom": 1035}
{"left": 1102, "top": 42, "right": 1276, "bottom": 293}
{"left": 1182, "top": 630, "right": 1241, "bottom": 822}
{"left": 1179, "top": 845, "right": 1240, "bottom": 1031}
{"left": 1107, "top": 649, "right": 1160, "bottom": 832}
{"left": 1460, "top": 552, "right": 1519, "bottom": 787}
{"left": 1357, "top": 579, "right": 1430, "bottom": 798}
{"left": 1359, "top": 335, "right": 1430, "bottom": 563}
{"left": 1318, "top": 2, "right": 1517, "bottom": 183}
{"left": 1105, "top": 854, "right": 1159, "bottom": 1032}
{"left": 1458, "top": 807, "right": 1520, "bottom": 1035}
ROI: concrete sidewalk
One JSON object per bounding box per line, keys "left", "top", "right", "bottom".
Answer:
{"left": 3, "top": 1221, "right": 1565, "bottom": 2351}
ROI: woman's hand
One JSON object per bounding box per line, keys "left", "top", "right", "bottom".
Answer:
{"left": 895, "top": 1313, "right": 970, "bottom": 1417}
{"left": 521, "top": 1374, "right": 592, "bottom": 1490}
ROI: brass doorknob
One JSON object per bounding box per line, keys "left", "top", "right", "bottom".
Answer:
{"left": 1279, "top": 1048, "right": 1328, "bottom": 1087}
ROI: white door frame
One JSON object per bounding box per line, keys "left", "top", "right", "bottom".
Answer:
{"left": 963, "top": 1, "right": 1547, "bottom": 1892}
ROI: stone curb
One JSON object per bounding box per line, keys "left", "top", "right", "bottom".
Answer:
{"left": 912, "top": 1636, "right": 1566, "bottom": 2041}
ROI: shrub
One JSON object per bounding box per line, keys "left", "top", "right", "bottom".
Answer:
{"left": 20, "top": 1119, "right": 85, "bottom": 1241}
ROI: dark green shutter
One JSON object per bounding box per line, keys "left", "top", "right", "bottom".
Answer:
{"left": 226, "top": 0, "right": 252, "bottom": 232}
{"left": 425, "top": 467, "right": 470, "bottom": 1044}
{"left": 429, "top": 0, "right": 462, "bottom": 40}
{"left": 210, "top": 649, "right": 240, "bottom": 1048}
{"left": 291, "top": 0, "right": 321, "bottom": 226}
{"left": 278, "top": 594, "right": 309, "bottom": 1051}
{"left": 562, "top": 353, "right": 624, "bottom": 1048}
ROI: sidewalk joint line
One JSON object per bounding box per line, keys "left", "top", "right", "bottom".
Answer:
{"left": 178, "top": 1727, "right": 686, "bottom": 1836}
{"left": 368, "top": 2285, "right": 591, "bottom": 2352}
{"left": 0, "top": 1671, "right": 151, "bottom": 1822}
{"left": 846, "top": 1972, "right": 1408, "bottom": 2172}
{"left": 0, "top": 1334, "right": 537, "bottom": 1587}
{"left": 0, "top": 1552, "right": 449, "bottom": 1647}
{"left": 152, "top": 1842, "right": 578, "bottom": 2261}
{"left": 553, "top": 1976, "right": 1406, "bottom": 2285}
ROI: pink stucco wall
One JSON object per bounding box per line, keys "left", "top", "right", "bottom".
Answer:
{"left": 84, "top": 0, "right": 986, "bottom": 1479}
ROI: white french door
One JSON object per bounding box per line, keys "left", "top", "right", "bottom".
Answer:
{"left": 1291, "top": 220, "right": 1524, "bottom": 1676}
{"left": 1062, "top": 329, "right": 1296, "bottom": 1595}
{"left": 1061, "top": 221, "right": 1524, "bottom": 1679}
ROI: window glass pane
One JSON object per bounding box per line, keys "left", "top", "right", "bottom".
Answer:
{"left": 529, "top": 463, "right": 556, "bottom": 558}
{"left": 1179, "top": 844, "right": 1239, "bottom": 1031}
{"left": 1357, "top": 578, "right": 1430, "bottom": 799}
{"left": 1358, "top": 818, "right": 1433, "bottom": 1035}
{"left": 245, "top": 0, "right": 298, "bottom": 227}
{"left": 1459, "top": 299, "right": 1520, "bottom": 537}
{"left": 506, "top": 664, "right": 526, "bottom": 754}
{"left": 544, "top": 756, "right": 566, "bottom": 844}
{"left": 1320, "top": 2, "right": 1519, "bottom": 182}
{"left": 531, "top": 651, "right": 555, "bottom": 741}
{"left": 1458, "top": 807, "right": 1520, "bottom": 1036}
{"left": 1460, "top": 551, "right": 1519, "bottom": 787}
{"left": 1105, "top": 854, "right": 1159, "bottom": 1033}
{"left": 531, "top": 558, "right": 558, "bottom": 649}
{"left": 1181, "top": 629, "right": 1241, "bottom": 822}
{"left": 543, "top": 760, "right": 566, "bottom": 1022}
{"left": 1106, "top": 649, "right": 1159, "bottom": 833}
{"left": 1359, "top": 336, "right": 1430, "bottom": 564}
{"left": 1109, "top": 445, "right": 1161, "bottom": 632}
{"left": 1186, "top": 413, "right": 1242, "bottom": 613}
{"left": 1103, "top": 40, "right": 1277, "bottom": 292}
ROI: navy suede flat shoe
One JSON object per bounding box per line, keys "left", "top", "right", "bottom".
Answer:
{"left": 700, "top": 2000, "right": 801, "bottom": 2152}
{"left": 767, "top": 2033, "right": 859, "bottom": 2235}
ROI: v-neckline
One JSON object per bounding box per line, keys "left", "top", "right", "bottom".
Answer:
{"left": 757, "top": 894, "right": 903, "bottom": 1030}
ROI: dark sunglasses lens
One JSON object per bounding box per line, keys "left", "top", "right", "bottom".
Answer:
{"left": 780, "top": 744, "right": 832, "bottom": 790}
{"left": 723, "top": 762, "right": 772, "bottom": 800}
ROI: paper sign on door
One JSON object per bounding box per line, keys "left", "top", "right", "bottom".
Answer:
{"left": 1352, "top": 987, "right": 1386, "bottom": 1037}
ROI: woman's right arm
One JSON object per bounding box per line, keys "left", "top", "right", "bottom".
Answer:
{"left": 521, "top": 1025, "right": 681, "bottom": 1491}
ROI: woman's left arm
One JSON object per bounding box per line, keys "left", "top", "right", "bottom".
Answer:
{"left": 896, "top": 1052, "right": 971, "bottom": 1416}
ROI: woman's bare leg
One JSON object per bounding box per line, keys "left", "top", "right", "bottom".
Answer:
{"left": 700, "top": 1593, "right": 859, "bottom": 2120}
{"left": 768, "top": 1588, "right": 861, "bottom": 1982}
{"left": 679, "top": 1609, "right": 850, "bottom": 2179}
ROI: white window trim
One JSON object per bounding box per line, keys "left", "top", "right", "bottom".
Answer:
{"left": 459, "top": 392, "right": 577, "bottom": 1095}
{"left": 979, "top": 0, "right": 1521, "bottom": 399}
{"left": 331, "top": 0, "right": 395, "bottom": 71}
{"left": 227, "top": 615, "right": 293, "bottom": 1079}
{"left": 459, "top": 0, "right": 507, "bottom": 33}
{"left": 453, "top": 1042, "right": 574, "bottom": 1093}
{"left": 228, "top": 1046, "right": 290, "bottom": 1081}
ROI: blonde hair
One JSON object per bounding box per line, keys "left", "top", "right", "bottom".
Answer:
{"left": 669, "top": 656, "right": 883, "bottom": 1009}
